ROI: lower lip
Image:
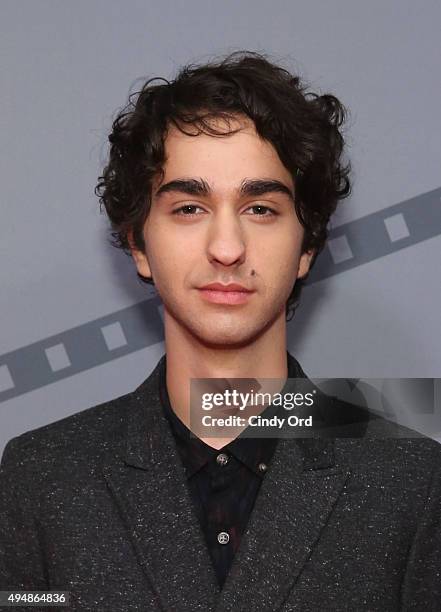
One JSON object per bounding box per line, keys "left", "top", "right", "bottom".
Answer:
{"left": 198, "top": 289, "right": 254, "bottom": 305}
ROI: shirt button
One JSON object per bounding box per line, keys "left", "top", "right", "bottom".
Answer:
{"left": 216, "top": 452, "right": 229, "bottom": 466}
{"left": 258, "top": 462, "right": 268, "bottom": 473}
{"left": 217, "top": 531, "right": 230, "bottom": 545}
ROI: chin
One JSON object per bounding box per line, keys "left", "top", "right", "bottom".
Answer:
{"left": 185, "top": 316, "right": 277, "bottom": 349}
{"left": 163, "top": 299, "right": 286, "bottom": 348}
{"left": 193, "top": 332, "right": 261, "bottom": 350}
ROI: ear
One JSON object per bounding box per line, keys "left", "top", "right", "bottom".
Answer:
{"left": 127, "top": 228, "right": 152, "bottom": 279}
{"left": 296, "top": 249, "right": 315, "bottom": 280}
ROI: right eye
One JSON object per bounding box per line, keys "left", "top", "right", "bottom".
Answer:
{"left": 172, "top": 205, "right": 206, "bottom": 216}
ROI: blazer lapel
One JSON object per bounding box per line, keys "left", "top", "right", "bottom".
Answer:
{"left": 102, "top": 357, "right": 221, "bottom": 612}
{"left": 215, "top": 436, "right": 350, "bottom": 612}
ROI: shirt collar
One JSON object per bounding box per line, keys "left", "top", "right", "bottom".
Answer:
{"left": 159, "top": 351, "right": 301, "bottom": 478}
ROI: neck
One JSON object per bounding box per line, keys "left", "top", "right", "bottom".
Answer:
{"left": 164, "top": 310, "right": 288, "bottom": 449}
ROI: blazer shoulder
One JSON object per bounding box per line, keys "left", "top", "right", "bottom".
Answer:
{"left": 1, "top": 357, "right": 164, "bottom": 482}
{"left": 323, "top": 394, "right": 441, "bottom": 479}
{"left": 0, "top": 387, "right": 135, "bottom": 479}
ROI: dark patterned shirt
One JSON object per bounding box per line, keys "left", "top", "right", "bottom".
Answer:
{"left": 158, "top": 353, "right": 299, "bottom": 588}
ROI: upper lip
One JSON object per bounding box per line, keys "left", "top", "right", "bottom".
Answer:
{"left": 199, "top": 282, "right": 253, "bottom": 292}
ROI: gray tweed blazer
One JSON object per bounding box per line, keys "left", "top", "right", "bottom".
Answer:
{"left": 1, "top": 353, "right": 440, "bottom": 611}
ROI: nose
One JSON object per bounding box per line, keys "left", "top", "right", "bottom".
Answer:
{"left": 206, "top": 209, "right": 246, "bottom": 268}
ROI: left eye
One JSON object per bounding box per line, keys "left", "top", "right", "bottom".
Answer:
{"left": 245, "top": 205, "right": 276, "bottom": 216}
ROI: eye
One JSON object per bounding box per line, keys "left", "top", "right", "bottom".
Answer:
{"left": 244, "top": 205, "right": 278, "bottom": 217}
{"left": 172, "top": 204, "right": 206, "bottom": 217}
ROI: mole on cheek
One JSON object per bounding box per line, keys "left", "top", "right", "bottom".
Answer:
{"left": 250, "top": 269, "right": 255, "bottom": 276}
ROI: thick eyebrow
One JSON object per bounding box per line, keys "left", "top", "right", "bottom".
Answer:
{"left": 154, "top": 177, "right": 295, "bottom": 202}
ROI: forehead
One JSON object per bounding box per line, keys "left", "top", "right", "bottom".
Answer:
{"left": 156, "top": 115, "right": 293, "bottom": 190}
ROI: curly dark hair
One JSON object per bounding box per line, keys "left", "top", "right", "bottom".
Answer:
{"left": 95, "top": 50, "right": 351, "bottom": 321}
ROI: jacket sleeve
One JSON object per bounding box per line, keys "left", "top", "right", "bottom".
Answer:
{"left": 0, "top": 437, "right": 48, "bottom": 590}
{"left": 400, "top": 463, "right": 441, "bottom": 609}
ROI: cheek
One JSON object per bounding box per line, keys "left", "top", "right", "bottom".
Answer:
{"left": 151, "top": 247, "right": 182, "bottom": 281}
{"left": 257, "top": 229, "right": 303, "bottom": 276}
{"left": 145, "top": 227, "right": 196, "bottom": 289}
{"left": 145, "top": 218, "right": 197, "bottom": 258}
{"left": 144, "top": 222, "right": 174, "bottom": 268}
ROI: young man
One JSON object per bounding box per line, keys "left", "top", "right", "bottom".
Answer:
{"left": 1, "top": 51, "right": 440, "bottom": 611}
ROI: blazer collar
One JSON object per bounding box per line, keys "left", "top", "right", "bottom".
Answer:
{"left": 122, "top": 351, "right": 337, "bottom": 473}
{"left": 121, "top": 351, "right": 346, "bottom": 473}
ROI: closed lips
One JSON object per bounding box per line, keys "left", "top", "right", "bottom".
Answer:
{"left": 199, "top": 283, "right": 253, "bottom": 292}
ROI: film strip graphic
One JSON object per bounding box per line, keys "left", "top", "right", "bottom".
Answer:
{"left": 1, "top": 187, "right": 440, "bottom": 403}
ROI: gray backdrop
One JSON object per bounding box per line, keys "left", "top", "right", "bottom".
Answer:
{"left": 1, "top": 0, "right": 440, "bottom": 454}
